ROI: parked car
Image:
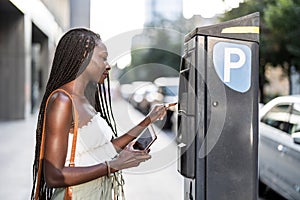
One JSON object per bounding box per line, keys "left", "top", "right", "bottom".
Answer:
{"left": 152, "top": 77, "right": 179, "bottom": 129}
{"left": 131, "top": 82, "right": 158, "bottom": 115}
{"left": 259, "top": 95, "right": 300, "bottom": 199}
{"left": 125, "top": 81, "right": 158, "bottom": 115}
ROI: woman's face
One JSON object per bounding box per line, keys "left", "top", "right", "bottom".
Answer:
{"left": 85, "top": 41, "right": 111, "bottom": 84}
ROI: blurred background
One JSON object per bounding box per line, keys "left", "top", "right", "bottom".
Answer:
{"left": 0, "top": 0, "right": 300, "bottom": 199}
{"left": 1, "top": 0, "right": 299, "bottom": 121}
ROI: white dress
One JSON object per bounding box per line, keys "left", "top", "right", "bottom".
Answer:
{"left": 51, "top": 113, "right": 120, "bottom": 200}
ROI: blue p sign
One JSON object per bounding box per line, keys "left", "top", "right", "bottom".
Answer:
{"left": 213, "top": 42, "right": 251, "bottom": 93}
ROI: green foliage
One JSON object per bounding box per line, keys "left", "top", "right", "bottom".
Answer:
{"left": 264, "top": 0, "right": 300, "bottom": 68}
{"left": 121, "top": 48, "right": 180, "bottom": 82}
{"left": 121, "top": 17, "right": 186, "bottom": 83}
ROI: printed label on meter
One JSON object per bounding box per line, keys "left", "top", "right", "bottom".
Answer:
{"left": 213, "top": 42, "right": 251, "bottom": 93}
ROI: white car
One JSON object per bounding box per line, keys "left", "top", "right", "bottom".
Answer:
{"left": 259, "top": 95, "right": 300, "bottom": 199}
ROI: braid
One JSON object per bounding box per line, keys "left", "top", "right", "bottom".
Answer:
{"left": 84, "top": 79, "right": 118, "bottom": 137}
{"left": 31, "top": 28, "right": 101, "bottom": 200}
{"left": 102, "top": 83, "right": 112, "bottom": 122}
{"left": 105, "top": 77, "right": 118, "bottom": 136}
{"left": 95, "top": 78, "right": 118, "bottom": 137}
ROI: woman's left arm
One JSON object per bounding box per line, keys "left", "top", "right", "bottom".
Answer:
{"left": 111, "top": 104, "right": 166, "bottom": 151}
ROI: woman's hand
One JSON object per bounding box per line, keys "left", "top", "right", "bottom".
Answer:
{"left": 147, "top": 104, "right": 167, "bottom": 123}
{"left": 109, "top": 142, "right": 151, "bottom": 171}
{"left": 111, "top": 104, "right": 167, "bottom": 151}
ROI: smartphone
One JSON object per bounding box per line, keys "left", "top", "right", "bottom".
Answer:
{"left": 133, "top": 125, "right": 157, "bottom": 150}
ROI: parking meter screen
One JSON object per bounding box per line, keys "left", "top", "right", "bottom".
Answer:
{"left": 133, "top": 125, "right": 157, "bottom": 150}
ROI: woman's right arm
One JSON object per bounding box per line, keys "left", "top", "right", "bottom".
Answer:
{"left": 43, "top": 92, "right": 150, "bottom": 188}
{"left": 111, "top": 104, "right": 167, "bottom": 151}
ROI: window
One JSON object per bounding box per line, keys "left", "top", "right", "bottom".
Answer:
{"left": 159, "top": 86, "right": 178, "bottom": 96}
{"left": 261, "top": 104, "right": 293, "bottom": 133}
{"left": 290, "top": 103, "right": 300, "bottom": 134}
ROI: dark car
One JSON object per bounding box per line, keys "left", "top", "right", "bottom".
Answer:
{"left": 126, "top": 81, "right": 158, "bottom": 115}
{"left": 152, "top": 77, "right": 179, "bottom": 130}
{"left": 259, "top": 95, "right": 300, "bottom": 200}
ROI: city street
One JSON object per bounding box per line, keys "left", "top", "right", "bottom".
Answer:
{"left": 0, "top": 94, "right": 285, "bottom": 200}
{"left": 0, "top": 0, "right": 298, "bottom": 200}
{"left": 0, "top": 96, "right": 183, "bottom": 200}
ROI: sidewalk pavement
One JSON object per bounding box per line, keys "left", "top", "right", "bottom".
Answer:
{"left": 0, "top": 113, "right": 37, "bottom": 199}
{"left": 0, "top": 97, "right": 183, "bottom": 200}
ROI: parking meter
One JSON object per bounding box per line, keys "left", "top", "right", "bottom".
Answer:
{"left": 177, "top": 13, "right": 260, "bottom": 200}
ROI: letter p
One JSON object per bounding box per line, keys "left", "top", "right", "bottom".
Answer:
{"left": 224, "top": 48, "right": 246, "bottom": 83}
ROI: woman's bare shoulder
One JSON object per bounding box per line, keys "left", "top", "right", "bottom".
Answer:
{"left": 47, "top": 90, "right": 73, "bottom": 113}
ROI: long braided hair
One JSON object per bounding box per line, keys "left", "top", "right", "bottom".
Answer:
{"left": 31, "top": 28, "right": 117, "bottom": 200}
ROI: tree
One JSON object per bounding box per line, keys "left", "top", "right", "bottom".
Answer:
{"left": 264, "top": 0, "right": 300, "bottom": 94}
{"left": 120, "top": 16, "right": 187, "bottom": 84}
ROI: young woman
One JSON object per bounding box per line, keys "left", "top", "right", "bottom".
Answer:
{"left": 31, "top": 28, "right": 167, "bottom": 200}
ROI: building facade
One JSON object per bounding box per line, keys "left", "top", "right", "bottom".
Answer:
{"left": 0, "top": 0, "right": 90, "bottom": 120}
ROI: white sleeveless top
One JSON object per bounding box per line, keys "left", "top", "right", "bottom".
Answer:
{"left": 65, "top": 112, "right": 118, "bottom": 166}
{"left": 51, "top": 113, "right": 119, "bottom": 200}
